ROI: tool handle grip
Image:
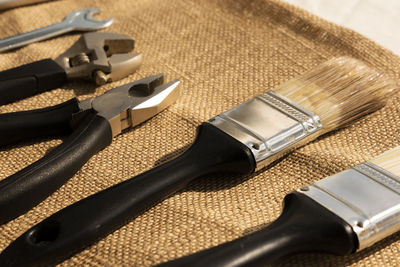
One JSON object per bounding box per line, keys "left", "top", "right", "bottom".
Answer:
{"left": 0, "top": 58, "right": 67, "bottom": 104}
{"left": 0, "top": 112, "right": 112, "bottom": 225}
{"left": 157, "top": 192, "right": 358, "bottom": 267}
{"left": 0, "top": 98, "right": 80, "bottom": 146}
{"left": 0, "top": 123, "right": 255, "bottom": 266}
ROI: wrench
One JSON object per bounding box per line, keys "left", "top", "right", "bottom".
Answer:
{"left": 0, "top": 8, "right": 113, "bottom": 52}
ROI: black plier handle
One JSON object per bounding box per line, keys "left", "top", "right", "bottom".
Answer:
{"left": 0, "top": 98, "right": 79, "bottom": 146}
{"left": 0, "top": 100, "right": 112, "bottom": 225}
{"left": 0, "top": 59, "right": 68, "bottom": 105}
{"left": 0, "top": 74, "right": 180, "bottom": 225}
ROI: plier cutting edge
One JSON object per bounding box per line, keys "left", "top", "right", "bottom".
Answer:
{"left": 0, "top": 74, "right": 180, "bottom": 225}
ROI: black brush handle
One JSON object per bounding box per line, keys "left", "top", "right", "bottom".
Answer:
{"left": 0, "top": 123, "right": 255, "bottom": 267}
{"left": 157, "top": 192, "right": 358, "bottom": 267}
{"left": 0, "top": 98, "right": 80, "bottom": 146}
{"left": 0, "top": 112, "right": 112, "bottom": 226}
{"left": 0, "top": 59, "right": 67, "bottom": 105}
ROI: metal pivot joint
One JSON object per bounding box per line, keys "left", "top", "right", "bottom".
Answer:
{"left": 79, "top": 73, "right": 180, "bottom": 136}
{"left": 55, "top": 32, "right": 142, "bottom": 85}
{"left": 299, "top": 162, "right": 400, "bottom": 251}
{"left": 209, "top": 91, "right": 322, "bottom": 170}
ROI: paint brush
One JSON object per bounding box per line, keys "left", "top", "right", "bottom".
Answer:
{"left": 0, "top": 57, "right": 396, "bottom": 266}
{"left": 156, "top": 146, "right": 400, "bottom": 266}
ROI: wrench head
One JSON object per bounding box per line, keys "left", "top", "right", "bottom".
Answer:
{"left": 64, "top": 8, "right": 113, "bottom": 31}
{"left": 55, "top": 32, "right": 142, "bottom": 84}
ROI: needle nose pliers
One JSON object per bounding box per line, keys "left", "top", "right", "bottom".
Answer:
{"left": 0, "top": 74, "right": 180, "bottom": 225}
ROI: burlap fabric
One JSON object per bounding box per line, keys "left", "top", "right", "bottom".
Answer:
{"left": 1, "top": 0, "right": 400, "bottom": 266}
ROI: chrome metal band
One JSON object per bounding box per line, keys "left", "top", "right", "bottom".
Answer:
{"left": 298, "top": 162, "right": 400, "bottom": 250}
{"left": 209, "top": 91, "right": 322, "bottom": 170}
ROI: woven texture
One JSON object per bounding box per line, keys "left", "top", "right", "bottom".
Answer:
{"left": 1, "top": 0, "right": 400, "bottom": 266}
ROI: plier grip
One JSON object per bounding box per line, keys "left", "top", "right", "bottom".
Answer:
{"left": 0, "top": 59, "right": 68, "bottom": 105}
{"left": 0, "top": 98, "right": 80, "bottom": 146}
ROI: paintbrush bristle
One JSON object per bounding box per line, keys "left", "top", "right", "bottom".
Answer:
{"left": 273, "top": 57, "right": 397, "bottom": 131}
{"left": 369, "top": 146, "right": 400, "bottom": 177}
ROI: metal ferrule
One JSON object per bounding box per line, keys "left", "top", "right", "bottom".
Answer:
{"left": 209, "top": 91, "right": 322, "bottom": 170}
{"left": 298, "top": 162, "right": 400, "bottom": 251}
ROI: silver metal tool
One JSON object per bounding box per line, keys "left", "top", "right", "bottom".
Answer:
{"left": 79, "top": 73, "right": 181, "bottom": 136}
{"left": 0, "top": 31, "right": 142, "bottom": 105}
{"left": 0, "top": 8, "right": 113, "bottom": 52}
{"left": 0, "top": 0, "right": 54, "bottom": 10}
{"left": 55, "top": 32, "right": 142, "bottom": 85}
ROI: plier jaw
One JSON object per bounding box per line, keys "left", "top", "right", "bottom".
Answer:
{"left": 82, "top": 74, "right": 180, "bottom": 136}
{"left": 55, "top": 32, "right": 142, "bottom": 85}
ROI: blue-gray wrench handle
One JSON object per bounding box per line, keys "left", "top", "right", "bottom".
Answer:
{"left": 0, "top": 8, "right": 113, "bottom": 52}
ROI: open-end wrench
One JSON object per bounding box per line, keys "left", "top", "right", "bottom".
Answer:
{"left": 0, "top": 8, "right": 113, "bottom": 52}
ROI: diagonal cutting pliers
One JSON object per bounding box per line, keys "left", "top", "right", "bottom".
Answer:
{"left": 0, "top": 32, "right": 142, "bottom": 104}
{"left": 0, "top": 74, "right": 180, "bottom": 225}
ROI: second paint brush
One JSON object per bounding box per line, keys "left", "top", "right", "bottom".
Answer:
{"left": 157, "top": 146, "right": 400, "bottom": 266}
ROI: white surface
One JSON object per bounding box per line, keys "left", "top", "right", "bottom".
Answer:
{"left": 284, "top": 0, "right": 400, "bottom": 56}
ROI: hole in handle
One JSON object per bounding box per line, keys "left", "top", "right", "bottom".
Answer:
{"left": 28, "top": 220, "right": 61, "bottom": 246}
